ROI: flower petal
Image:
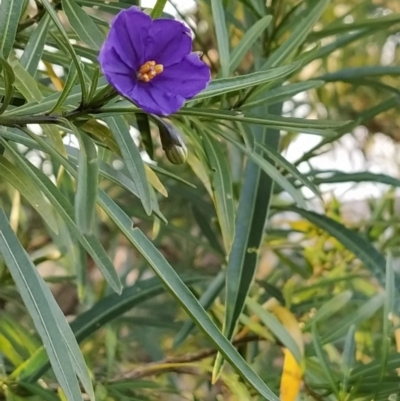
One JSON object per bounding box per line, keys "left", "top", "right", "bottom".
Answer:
{"left": 152, "top": 53, "right": 211, "bottom": 99}
{"left": 131, "top": 83, "right": 185, "bottom": 115}
{"left": 102, "top": 72, "right": 137, "bottom": 100}
{"left": 98, "top": 46, "right": 132, "bottom": 75}
{"left": 105, "top": 7, "right": 151, "bottom": 69}
{"left": 146, "top": 19, "right": 192, "bottom": 67}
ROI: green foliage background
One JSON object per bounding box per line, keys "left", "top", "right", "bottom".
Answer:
{"left": 0, "top": 0, "right": 400, "bottom": 400}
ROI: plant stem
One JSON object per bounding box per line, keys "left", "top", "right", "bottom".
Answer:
{"left": 150, "top": 0, "right": 168, "bottom": 18}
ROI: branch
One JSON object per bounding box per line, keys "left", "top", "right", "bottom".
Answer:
{"left": 113, "top": 335, "right": 263, "bottom": 381}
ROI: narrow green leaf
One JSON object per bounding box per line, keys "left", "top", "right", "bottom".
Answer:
{"left": 340, "top": 325, "right": 356, "bottom": 393}
{"left": 287, "top": 206, "right": 386, "bottom": 283}
{"left": 104, "top": 116, "right": 152, "bottom": 215}
{"left": 0, "top": 57, "right": 15, "bottom": 114}
{"left": 215, "top": 104, "right": 282, "bottom": 379}
{"left": 242, "top": 80, "right": 324, "bottom": 110}
{"left": 310, "top": 171, "right": 400, "bottom": 188}
{"left": 40, "top": 0, "right": 88, "bottom": 102}
{"left": 308, "top": 14, "right": 400, "bottom": 40}
{"left": 178, "top": 108, "right": 345, "bottom": 135}
{"left": 192, "top": 62, "right": 301, "bottom": 101}
{"left": 263, "top": 0, "right": 330, "bottom": 68}
{"left": 0, "top": 0, "right": 24, "bottom": 59}
{"left": 150, "top": 0, "right": 168, "bottom": 18}
{"left": 191, "top": 205, "right": 224, "bottom": 255}
{"left": 322, "top": 294, "right": 384, "bottom": 344}
{"left": 203, "top": 133, "right": 235, "bottom": 253}
{"left": 62, "top": 0, "right": 105, "bottom": 50}
{"left": 216, "top": 128, "right": 307, "bottom": 208}
{"left": 311, "top": 323, "right": 340, "bottom": 396}
{"left": 14, "top": 275, "right": 204, "bottom": 382}
{"left": 377, "top": 254, "right": 396, "bottom": 397}
{"left": 20, "top": 14, "right": 51, "bottom": 76}
{"left": 1, "top": 77, "right": 108, "bottom": 117}
{"left": 350, "top": 346, "right": 400, "bottom": 380}
{"left": 75, "top": 0, "right": 131, "bottom": 14}
{"left": 49, "top": 63, "right": 77, "bottom": 113}
{"left": 247, "top": 297, "right": 302, "bottom": 363}
{"left": 136, "top": 113, "right": 153, "bottom": 159}
{"left": 257, "top": 142, "right": 321, "bottom": 199}
{"left": 96, "top": 191, "right": 279, "bottom": 401}
{"left": 211, "top": 0, "right": 230, "bottom": 77}
{"left": 0, "top": 154, "right": 58, "bottom": 234}
{"left": 8, "top": 56, "right": 43, "bottom": 102}
{"left": 87, "top": 66, "right": 100, "bottom": 102}
{"left": 1, "top": 138, "right": 122, "bottom": 294}
{"left": 230, "top": 15, "right": 272, "bottom": 72}
{"left": 74, "top": 129, "right": 99, "bottom": 235}
{"left": 320, "top": 66, "right": 400, "bottom": 82}
{"left": 303, "top": 291, "right": 353, "bottom": 330}
{"left": 0, "top": 210, "right": 83, "bottom": 401}
{"left": 17, "top": 383, "right": 60, "bottom": 401}
{"left": 36, "top": 277, "right": 94, "bottom": 401}
{"left": 173, "top": 271, "right": 225, "bottom": 348}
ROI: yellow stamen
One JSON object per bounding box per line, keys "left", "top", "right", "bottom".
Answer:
{"left": 137, "top": 60, "right": 164, "bottom": 82}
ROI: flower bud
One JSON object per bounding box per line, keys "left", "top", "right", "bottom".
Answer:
{"left": 155, "top": 117, "right": 188, "bottom": 165}
{"left": 164, "top": 141, "right": 188, "bottom": 165}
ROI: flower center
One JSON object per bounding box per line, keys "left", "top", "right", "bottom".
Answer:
{"left": 136, "top": 61, "right": 164, "bottom": 82}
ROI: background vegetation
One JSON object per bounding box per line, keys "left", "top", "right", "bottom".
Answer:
{"left": 0, "top": 0, "right": 400, "bottom": 400}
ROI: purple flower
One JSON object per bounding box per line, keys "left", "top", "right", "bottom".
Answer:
{"left": 98, "top": 7, "right": 211, "bottom": 116}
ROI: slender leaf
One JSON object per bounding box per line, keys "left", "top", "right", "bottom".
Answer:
{"left": 215, "top": 103, "right": 283, "bottom": 379}
{"left": 150, "top": 0, "right": 168, "bottom": 18}
{"left": 0, "top": 57, "right": 15, "bottom": 114}
{"left": 193, "top": 63, "right": 301, "bottom": 101}
{"left": 1, "top": 138, "right": 122, "bottom": 294}
{"left": 20, "top": 14, "right": 51, "bottom": 76}
{"left": 211, "top": 0, "right": 230, "bottom": 77}
{"left": 242, "top": 80, "right": 324, "bottom": 110}
{"left": 263, "top": 0, "right": 330, "bottom": 68}
{"left": 13, "top": 275, "right": 205, "bottom": 381}
{"left": 320, "top": 66, "right": 400, "bottom": 82}
{"left": 9, "top": 56, "right": 43, "bottom": 102}
{"left": 104, "top": 116, "right": 152, "bottom": 215}
{"left": 340, "top": 325, "right": 356, "bottom": 393}
{"left": 203, "top": 133, "right": 235, "bottom": 253}
{"left": 312, "top": 323, "right": 340, "bottom": 396}
{"left": 322, "top": 294, "right": 384, "bottom": 344}
{"left": 0, "top": 155, "right": 58, "bottom": 234}
{"left": 178, "top": 108, "right": 346, "bottom": 135}
{"left": 216, "top": 128, "right": 307, "bottom": 208}
{"left": 96, "top": 191, "right": 280, "bottom": 401}
{"left": 257, "top": 142, "right": 321, "bottom": 199}
{"left": 40, "top": 0, "right": 88, "bottom": 102}
{"left": 230, "top": 15, "right": 272, "bottom": 72}
{"left": 49, "top": 63, "right": 78, "bottom": 113}
{"left": 0, "top": 210, "right": 83, "bottom": 401}
{"left": 247, "top": 297, "right": 302, "bottom": 363}
{"left": 286, "top": 206, "right": 386, "bottom": 283}
{"left": 0, "top": 0, "right": 24, "bottom": 59}
{"left": 62, "top": 0, "right": 105, "bottom": 50}
{"left": 74, "top": 129, "right": 99, "bottom": 234}
{"left": 310, "top": 171, "right": 400, "bottom": 187}
{"left": 173, "top": 271, "right": 225, "bottom": 348}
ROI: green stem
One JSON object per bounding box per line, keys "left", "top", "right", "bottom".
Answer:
{"left": 0, "top": 115, "right": 61, "bottom": 126}
{"left": 150, "top": 0, "right": 168, "bottom": 18}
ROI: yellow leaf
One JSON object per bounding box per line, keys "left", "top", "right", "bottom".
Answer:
{"left": 280, "top": 348, "right": 303, "bottom": 401}
{"left": 265, "top": 299, "right": 304, "bottom": 401}
{"left": 186, "top": 152, "right": 213, "bottom": 198}
{"left": 266, "top": 299, "right": 304, "bottom": 356}
{"left": 145, "top": 165, "right": 168, "bottom": 197}
{"left": 44, "top": 61, "right": 64, "bottom": 91}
